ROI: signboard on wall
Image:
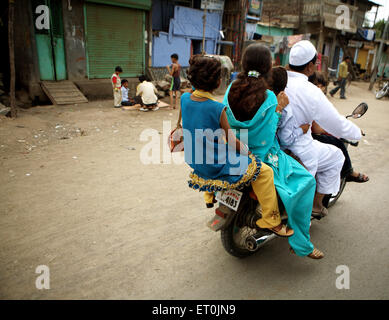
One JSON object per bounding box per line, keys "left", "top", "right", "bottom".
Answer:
{"left": 201, "top": 0, "right": 225, "bottom": 11}
{"left": 248, "top": 0, "right": 262, "bottom": 16}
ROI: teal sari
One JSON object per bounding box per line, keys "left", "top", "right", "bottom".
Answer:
{"left": 224, "top": 86, "right": 316, "bottom": 256}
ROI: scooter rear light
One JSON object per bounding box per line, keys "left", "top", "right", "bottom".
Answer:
{"left": 215, "top": 208, "right": 226, "bottom": 219}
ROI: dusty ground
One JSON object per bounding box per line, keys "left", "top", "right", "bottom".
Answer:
{"left": 0, "top": 82, "right": 388, "bottom": 300}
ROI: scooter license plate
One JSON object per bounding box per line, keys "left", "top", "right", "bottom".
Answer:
{"left": 216, "top": 190, "right": 243, "bottom": 211}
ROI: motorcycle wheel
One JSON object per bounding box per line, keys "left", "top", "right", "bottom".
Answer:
{"left": 221, "top": 214, "right": 258, "bottom": 258}
{"left": 327, "top": 177, "right": 347, "bottom": 208}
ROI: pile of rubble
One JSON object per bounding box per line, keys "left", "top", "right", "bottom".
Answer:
{"left": 0, "top": 73, "right": 33, "bottom": 116}
{"left": 153, "top": 74, "right": 192, "bottom": 98}
{"left": 0, "top": 73, "right": 10, "bottom": 116}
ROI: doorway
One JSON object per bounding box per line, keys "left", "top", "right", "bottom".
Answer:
{"left": 191, "top": 40, "right": 202, "bottom": 55}
{"left": 31, "top": 0, "right": 67, "bottom": 80}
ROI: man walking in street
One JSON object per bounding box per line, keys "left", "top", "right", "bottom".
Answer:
{"left": 330, "top": 56, "right": 350, "bottom": 99}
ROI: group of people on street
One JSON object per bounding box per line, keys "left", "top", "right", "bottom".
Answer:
{"left": 111, "top": 66, "right": 159, "bottom": 111}
{"left": 111, "top": 53, "right": 183, "bottom": 111}
{"left": 180, "top": 40, "right": 368, "bottom": 260}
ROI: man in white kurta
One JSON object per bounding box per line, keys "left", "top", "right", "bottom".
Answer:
{"left": 281, "top": 40, "right": 362, "bottom": 216}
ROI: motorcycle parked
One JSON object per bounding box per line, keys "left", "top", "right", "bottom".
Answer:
{"left": 207, "top": 103, "right": 368, "bottom": 258}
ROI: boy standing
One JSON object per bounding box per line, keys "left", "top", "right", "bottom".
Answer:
{"left": 111, "top": 66, "right": 123, "bottom": 108}
{"left": 166, "top": 53, "right": 181, "bottom": 110}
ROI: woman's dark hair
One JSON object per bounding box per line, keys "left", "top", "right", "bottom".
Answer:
{"left": 115, "top": 66, "right": 123, "bottom": 72}
{"left": 308, "top": 71, "right": 327, "bottom": 87}
{"left": 121, "top": 79, "right": 128, "bottom": 86}
{"left": 187, "top": 55, "right": 221, "bottom": 92}
{"left": 228, "top": 44, "right": 272, "bottom": 121}
{"left": 171, "top": 53, "right": 179, "bottom": 60}
{"left": 289, "top": 55, "right": 317, "bottom": 72}
{"left": 271, "top": 66, "right": 288, "bottom": 96}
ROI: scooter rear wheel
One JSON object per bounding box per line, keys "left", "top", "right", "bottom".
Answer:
{"left": 221, "top": 214, "right": 257, "bottom": 258}
{"left": 327, "top": 177, "right": 347, "bottom": 208}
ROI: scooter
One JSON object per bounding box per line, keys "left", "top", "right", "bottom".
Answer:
{"left": 207, "top": 103, "right": 368, "bottom": 258}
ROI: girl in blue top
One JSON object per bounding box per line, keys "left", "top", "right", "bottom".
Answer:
{"left": 181, "top": 55, "right": 293, "bottom": 237}
{"left": 224, "top": 44, "right": 324, "bottom": 259}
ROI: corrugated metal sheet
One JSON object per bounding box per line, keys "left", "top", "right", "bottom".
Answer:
{"left": 85, "top": 3, "right": 145, "bottom": 78}
{"left": 85, "top": 0, "right": 151, "bottom": 10}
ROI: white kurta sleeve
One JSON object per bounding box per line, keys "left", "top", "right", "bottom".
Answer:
{"left": 313, "top": 90, "right": 362, "bottom": 141}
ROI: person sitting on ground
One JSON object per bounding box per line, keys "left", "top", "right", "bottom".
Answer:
{"left": 182, "top": 54, "right": 294, "bottom": 238}
{"left": 309, "top": 71, "right": 369, "bottom": 183}
{"left": 136, "top": 75, "right": 159, "bottom": 112}
{"left": 167, "top": 53, "right": 181, "bottom": 110}
{"left": 120, "top": 79, "right": 135, "bottom": 106}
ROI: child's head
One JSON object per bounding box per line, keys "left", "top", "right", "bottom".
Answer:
{"left": 115, "top": 66, "right": 123, "bottom": 74}
{"left": 308, "top": 71, "right": 327, "bottom": 92}
{"left": 138, "top": 75, "right": 148, "bottom": 83}
{"left": 171, "top": 53, "right": 179, "bottom": 63}
{"left": 271, "top": 66, "right": 288, "bottom": 96}
{"left": 121, "top": 79, "right": 128, "bottom": 88}
{"left": 187, "top": 55, "right": 221, "bottom": 92}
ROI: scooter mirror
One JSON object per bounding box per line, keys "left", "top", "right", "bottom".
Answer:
{"left": 350, "top": 102, "right": 368, "bottom": 119}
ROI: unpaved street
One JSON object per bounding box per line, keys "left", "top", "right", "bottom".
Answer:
{"left": 0, "top": 82, "right": 388, "bottom": 299}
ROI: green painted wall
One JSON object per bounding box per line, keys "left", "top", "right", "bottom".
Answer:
{"left": 256, "top": 25, "right": 293, "bottom": 37}
{"left": 256, "top": 25, "right": 294, "bottom": 66}
{"left": 85, "top": 0, "right": 151, "bottom": 10}
{"left": 32, "top": 0, "right": 67, "bottom": 80}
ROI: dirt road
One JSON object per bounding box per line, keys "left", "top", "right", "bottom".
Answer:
{"left": 0, "top": 82, "right": 388, "bottom": 299}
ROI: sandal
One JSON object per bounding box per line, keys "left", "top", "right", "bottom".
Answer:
{"left": 289, "top": 247, "right": 324, "bottom": 259}
{"left": 346, "top": 173, "right": 369, "bottom": 183}
{"left": 269, "top": 224, "right": 294, "bottom": 238}
{"left": 308, "top": 248, "right": 324, "bottom": 259}
{"left": 312, "top": 207, "right": 328, "bottom": 219}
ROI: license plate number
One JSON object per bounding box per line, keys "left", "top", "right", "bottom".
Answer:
{"left": 216, "top": 190, "right": 243, "bottom": 211}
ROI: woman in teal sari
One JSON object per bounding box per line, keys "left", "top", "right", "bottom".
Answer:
{"left": 223, "top": 44, "right": 324, "bottom": 259}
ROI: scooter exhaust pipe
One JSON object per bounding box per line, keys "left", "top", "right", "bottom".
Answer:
{"left": 245, "top": 232, "right": 277, "bottom": 251}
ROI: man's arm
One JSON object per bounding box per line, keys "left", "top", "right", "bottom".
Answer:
{"left": 277, "top": 108, "right": 305, "bottom": 147}
{"left": 152, "top": 83, "right": 158, "bottom": 95}
{"left": 314, "top": 92, "right": 361, "bottom": 141}
{"left": 136, "top": 84, "right": 142, "bottom": 96}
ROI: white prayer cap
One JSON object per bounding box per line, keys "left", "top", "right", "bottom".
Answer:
{"left": 289, "top": 40, "right": 317, "bottom": 66}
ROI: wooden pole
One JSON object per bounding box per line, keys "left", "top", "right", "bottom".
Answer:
{"left": 202, "top": 2, "right": 207, "bottom": 54}
{"left": 369, "top": 19, "right": 389, "bottom": 90}
{"left": 8, "top": 0, "right": 17, "bottom": 118}
{"left": 317, "top": 0, "right": 324, "bottom": 54}
{"left": 373, "top": 5, "right": 379, "bottom": 27}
